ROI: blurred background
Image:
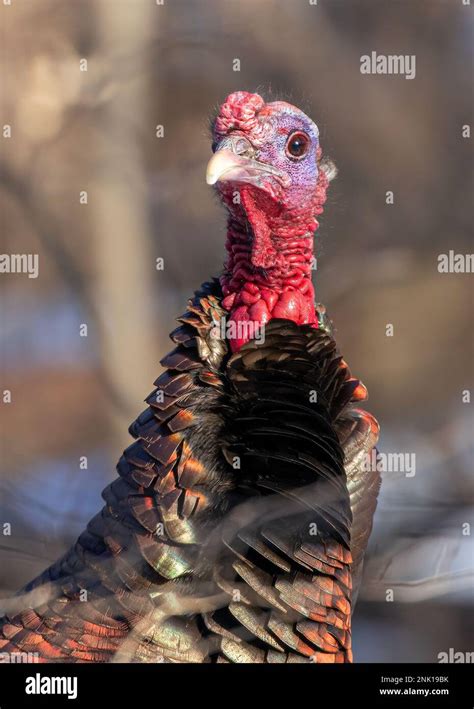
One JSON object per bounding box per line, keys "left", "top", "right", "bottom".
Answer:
{"left": 0, "top": 0, "right": 472, "bottom": 662}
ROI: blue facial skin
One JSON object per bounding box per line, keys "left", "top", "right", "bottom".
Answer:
{"left": 255, "top": 103, "right": 320, "bottom": 209}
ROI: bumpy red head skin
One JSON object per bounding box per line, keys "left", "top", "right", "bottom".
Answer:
{"left": 210, "top": 91, "right": 334, "bottom": 351}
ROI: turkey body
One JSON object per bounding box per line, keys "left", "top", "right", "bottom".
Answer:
{"left": 0, "top": 280, "right": 379, "bottom": 663}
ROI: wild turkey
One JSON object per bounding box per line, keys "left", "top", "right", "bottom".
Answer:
{"left": 0, "top": 91, "right": 380, "bottom": 663}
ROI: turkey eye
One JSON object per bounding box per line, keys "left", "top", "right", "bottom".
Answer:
{"left": 286, "top": 131, "right": 310, "bottom": 159}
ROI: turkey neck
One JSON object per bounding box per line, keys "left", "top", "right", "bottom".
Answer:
{"left": 220, "top": 186, "right": 319, "bottom": 351}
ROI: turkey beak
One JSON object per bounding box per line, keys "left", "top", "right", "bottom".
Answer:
{"left": 206, "top": 136, "right": 255, "bottom": 186}
{"left": 206, "top": 136, "right": 291, "bottom": 188}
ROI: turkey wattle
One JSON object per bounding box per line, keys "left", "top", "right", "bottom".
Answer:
{"left": 0, "top": 92, "right": 380, "bottom": 663}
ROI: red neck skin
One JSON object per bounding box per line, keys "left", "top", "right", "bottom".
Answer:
{"left": 220, "top": 182, "right": 327, "bottom": 352}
